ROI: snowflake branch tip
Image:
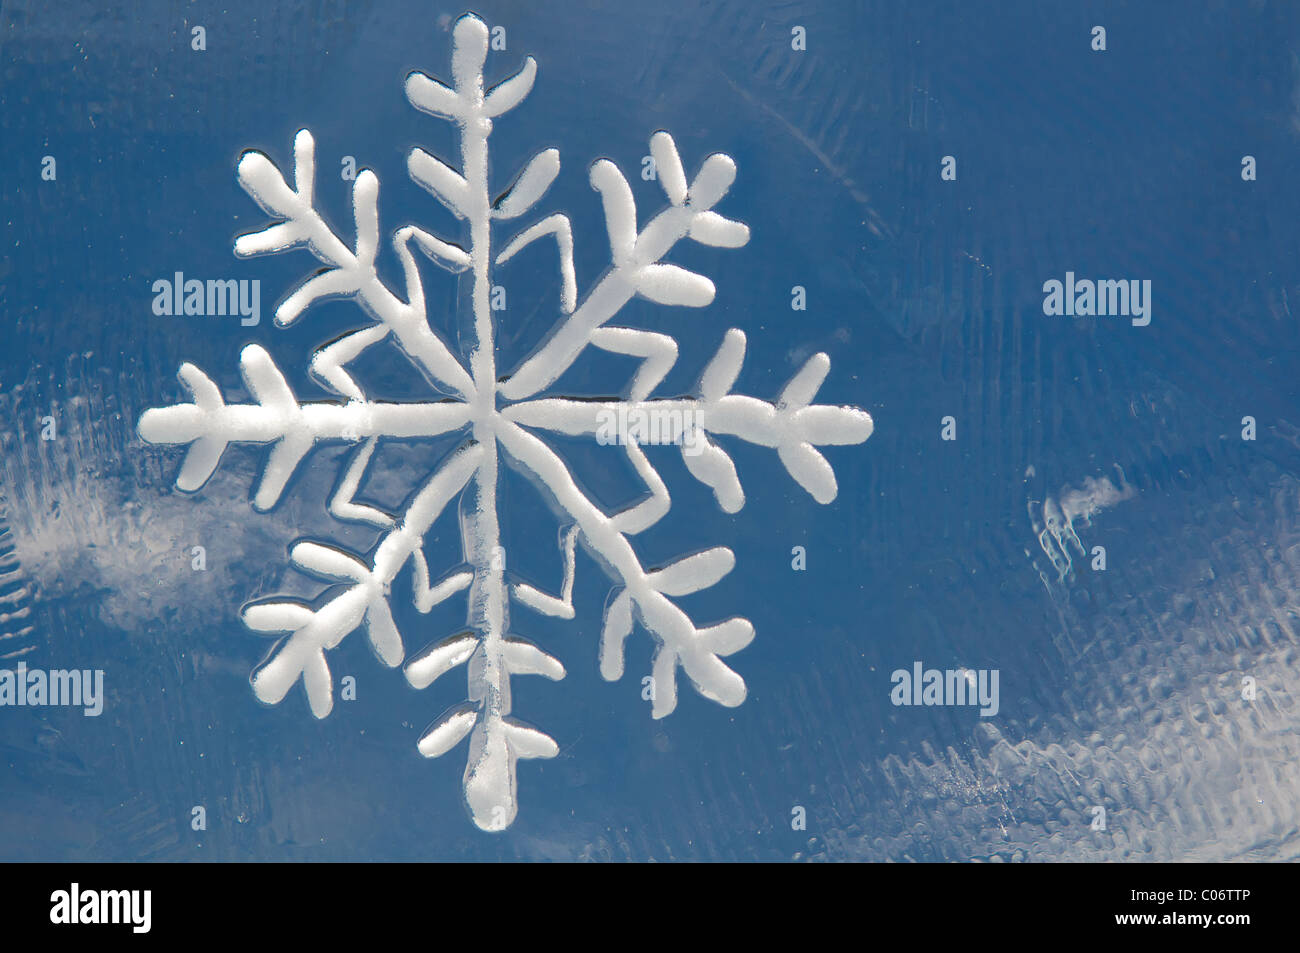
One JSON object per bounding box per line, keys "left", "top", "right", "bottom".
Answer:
{"left": 598, "top": 590, "right": 633, "bottom": 681}
{"left": 484, "top": 57, "right": 538, "bottom": 117}
{"left": 699, "top": 328, "right": 746, "bottom": 401}
{"left": 701, "top": 618, "right": 756, "bottom": 657}
{"left": 417, "top": 702, "right": 479, "bottom": 758}
{"left": 648, "top": 131, "right": 688, "bottom": 205}
{"left": 137, "top": 344, "right": 313, "bottom": 506}
{"left": 244, "top": 601, "right": 339, "bottom": 719}
{"left": 594, "top": 546, "right": 752, "bottom": 718}
{"left": 493, "top": 148, "right": 560, "bottom": 220}
{"left": 238, "top": 445, "right": 482, "bottom": 719}
{"left": 137, "top": 364, "right": 225, "bottom": 491}
{"left": 464, "top": 713, "right": 559, "bottom": 832}
{"left": 647, "top": 546, "right": 735, "bottom": 596}
{"left": 502, "top": 637, "right": 566, "bottom": 680}
{"left": 244, "top": 582, "right": 395, "bottom": 719}
{"left": 450, "top": 15, "right": 490, "bottom": 93}
{"left": 586, "top": 158, "right": 721, "bottom": 310}
{"left": 404, "top": 69, "right": 463, "bottom": 121}
{"left": 636, "top": 263, "right": 715, "bottom": 308}
{"left": 405, "top": 631, "right": 478, "bottom": 690}
{"left": 230, "top": 128, "right": 476, "bottom": 398}
{"left": 408, "top": 148, "right": 471, "bottom": 220}
{"left": 233, "top": 131, "right": 315, "bottom": 247}
{"left": 500, "top": 135, "right": 749, "bottom": 401}
{"left": 405, "top": 18, "right": 536, "bottom": 123}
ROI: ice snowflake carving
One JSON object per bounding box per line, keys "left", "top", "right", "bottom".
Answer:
{"left": 138, "top": 13, "right": 873, "bottom": 831}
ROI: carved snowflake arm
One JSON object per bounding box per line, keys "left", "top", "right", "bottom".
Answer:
{"left": 498, "top": 419, "right": 752, "bottom": 718}
{"left": 393, "top": 16, "right": 579, "bottom": 833}
{"left": 328, "top": 438, "right": 392, "bottom": 527}
{"left": 503, "top": 329, "right": 874, "bottom": 511}
{"left": 496, "top": 214, "right": 576, "bottom": 313}
{"left": 233, "top": 130, "right": 475, "bottom": 398}
{"left": 512, "top": 525, "right": 579, "bottom": 619}
{"left": 510, "top": 434, "right": 668, "bottom": 628}
{"left": 242, "top": 443, "right": 483, "bottom": 718}
{"left": 410, "top": 550, "right": 474, "bottom": 613}
{"left": 608, "top": 441, "right": 671, "bottom": 535}
{"left": 566, "top": 327, "right": 678, "bottom": 534}
{"left": 494, "top": 149, "right": 561, "bottom": 220}
{"left": 509, "top": 423, "right": 670, "bottom": 625}
{"left": 405, "top": 623, "right": 567, "bottom": 833}
{"left": 404, "top": 16, "right": 538, "bottom": 122}
{"left": 500, "top": 132, "right": 750, "bottom": 401}
{"left": 138, "top": 344, "right": 473, "bottom": 510}
{"left": 415, "top": 671, "right": 562, "bottom": 835}
{"left": 309, "top": 325, "right": 390, "bottom": 402}
{"left": 301, "top": 225, "right": 474, "bottom": 402}
{"left": 405, "top": 20, "right": 558, "bottom": 224}
{"left": 600, "top": 553, "right": 757, "bottom": 719}
{"left": 589, "top": 326, "right": 677, "bottom": 401}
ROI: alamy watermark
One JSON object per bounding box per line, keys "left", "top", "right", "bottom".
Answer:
{"left": 0, "top": 663, "right": 104, "bottom": 716}
{"left": 50, "top": 883, "right": 150, "bottom": 933}
{"left": 890, "top": 661, "right": 999, "bottom": 717}
{"left": 595, "top": 405, "right": 707, "bottom": 456}
{"left": 151, "top": 272, "right": 261, "bottom": 326}
{"left": 1042, "top": 271, "right": 1151, "bottom": 326}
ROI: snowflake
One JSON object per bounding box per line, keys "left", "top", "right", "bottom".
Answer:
{"left": 138, "top": 13, "right": 873, "bottom": 831}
